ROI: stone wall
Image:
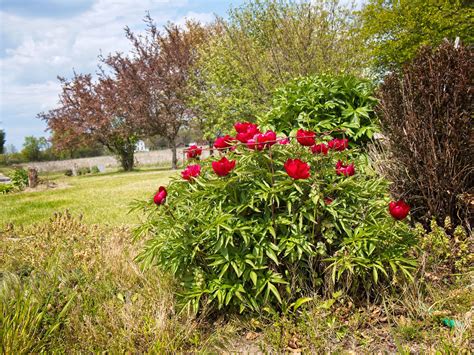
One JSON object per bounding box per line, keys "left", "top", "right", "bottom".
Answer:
{"left": 21, "top": 148, "right": 212, "bottom": 172}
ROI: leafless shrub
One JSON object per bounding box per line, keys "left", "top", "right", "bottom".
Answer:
{"left": 376, "top": 41, "right": 473, "bottom": 230}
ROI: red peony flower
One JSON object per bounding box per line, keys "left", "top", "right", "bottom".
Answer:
{"left": 335, "top": 160, "right": 355, "bottom": 176}
{"left": 296, "top": 129, "right": 316, "bottom": 146}
{"left": 186, "top": 145, "right": 202, "bottom": 159}
{"left": 181, "top": 164, "right": 201, "bottom": 181}
{"left": 253, "top": 130, "right": 277, "bottom": 150}
{"left": 234, "top": 122, "right": 249, "bottom": 133}
{"left": 253, "top": 135, "right": 265, "bottom": 150}
{"left": 284, "top": 158, "right": 311, "bottom": 179}
{"left": 236, "top": 132, "right": 251, "bottom": 143}
{"left": 262, "top": 130, "right": 277, "bottom": 147}
{"left": 328, "top": 138, "right": 349, "bottom": 151}
{"left": 246, "top": 138, "right": 257, "bottom": 150}
{"left": 234, "top": 121, "right": 257, "bottom": 132}
{"left": 214, "top": 135, "right": 235, "bottom": 150}
{"left": 311, "top": 143, "right": 329, "bottom": 155}
{"left": 212, "top": 157, "right": 236, "bottom": 177}
{"left": 153, "top": 186, "right": 167, "bottom": 205}
{"left": 389, "top": 200, "right": 410, "bottom": 220}
{"left": 278, "top": 137, "right": 290, "bottom": 145}
{"left": 235, "top": 123, "right": 260, "bottom": 143}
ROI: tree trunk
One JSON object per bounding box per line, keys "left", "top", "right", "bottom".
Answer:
{"left": 107, "top": 139, "right": 136, "bottom": 172}
{"left": 120, "top": 150, "right": 135, "bottom": 171}
{"left": 28, "top": 168, "right": 39, "bottom": 188}
{"left": 171, "top": 140, "right": 178, "bottom": 170}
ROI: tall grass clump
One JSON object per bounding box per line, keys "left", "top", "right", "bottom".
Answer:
{"left": 0, "top": 212, "right": 229, "bottom": 352}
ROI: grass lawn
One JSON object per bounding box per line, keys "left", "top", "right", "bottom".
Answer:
{"left": 0, "top": 168, "right": 175, "bottom": 226}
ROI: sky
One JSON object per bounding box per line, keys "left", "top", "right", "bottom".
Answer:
{"left": 0, "top": 0, "right": 246, "bottom": 150}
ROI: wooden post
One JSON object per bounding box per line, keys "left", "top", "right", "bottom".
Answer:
{"left": 28, "top": 168, "right": 38, "bottom": 188}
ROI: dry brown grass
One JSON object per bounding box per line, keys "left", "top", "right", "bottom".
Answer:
{"left": 0, "top": 211, "right": 235, "bottom": 353}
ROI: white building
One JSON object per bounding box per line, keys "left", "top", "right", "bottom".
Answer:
{"left": 135, "top": 140, "right": 149, "bottom": 152}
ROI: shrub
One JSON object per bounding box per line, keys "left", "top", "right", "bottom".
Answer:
{"left": 135, "top": 126, "right": 416, "bottom": 315}
{"left": 0, "top": 183, "right": 14, "bottom": 194}
{"left": 77, "top": 167, "right": 91, "bottom": 175}
{"left": 260, "top": 75, "right": 379, "bottom": 143}
{"left": 376, "top": 42, "right": 473, "bottom": 229}
{"left": 0, "top": 153, "right": 27, "bottom": 166}
{"left": 9, "top": 168, "right": 28, "bottom": 190}
{"left": 90, "top": 166, "right": 100, "bottom": 174}
{"left": 415, "top": 217, "right": 473, "bottom": 276}
{"left": 64, "top": 169, "right": 73, "bottom": 176}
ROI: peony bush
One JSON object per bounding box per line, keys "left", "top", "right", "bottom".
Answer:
{"left": 261, "top": 75, "right": 379, "bottom": 143}
{"left": 134, "top": 124, "right": 416, "bottom": 314}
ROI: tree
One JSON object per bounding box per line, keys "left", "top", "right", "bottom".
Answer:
{"left": 0, "top": 130, "right": 5, "bottom": 154}
{"left": 358, "top": 0, "right": 473, "bottom": 74}
{"left": 189, "top": 0, "right": 364, "bottom": 137}
{"left": 40, "top": 72, "right": 143, "bottom": 171}
{"left": 6, "top": 144, "right": 16, "bottom": 154}
{"left": 50, "top": 130, "right": 105, "bottom": 159}
{"left": 21, "top": 136, "right": 49, "bottom": 162}
{"left": 106, "top": 16, "right": 208, "bottom": 169}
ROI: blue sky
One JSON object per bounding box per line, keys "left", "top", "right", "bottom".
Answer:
{"left": 0, "top": 0, "right": 246, "bottom": 150}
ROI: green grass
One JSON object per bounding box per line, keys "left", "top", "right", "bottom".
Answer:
{"left": 0, "top": 169, "right": 175, "bottom": 226}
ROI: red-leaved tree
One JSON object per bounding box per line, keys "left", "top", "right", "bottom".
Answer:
{"left": 39, "top": 70, "right": 144, "bottom": 171}
{"left": 105, "top": 15, "right": 208, "bottom": 169}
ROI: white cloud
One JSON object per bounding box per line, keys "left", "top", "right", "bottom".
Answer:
{"left": 2, "top": 81, "right": 60, "bottom": 110}
{"left": 175, "top": 11, "right": 215, "bottom": 25}
{"left": 0, "top": 0, "right": 216, "bottom": 147}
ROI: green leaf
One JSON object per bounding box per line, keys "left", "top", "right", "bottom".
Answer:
{"left": 250, "top": 271, "right": 258, "bottom": 286}
{"left": 266, "top": 249, "right": 279, "bottom": 265}
{"left": 292, "top": 297, "right": 313, "bottom": 311}
{"left": 267, "top": 225, "right": 276, "bottom": 238}
{"left": 267, "top": 282, "right": 282, "bottom": 304}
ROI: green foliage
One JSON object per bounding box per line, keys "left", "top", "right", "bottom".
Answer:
{"left": 77, "top": 167, "right": 91, "bottom": 175}
{"left": 190, "top": 0, "right": 365, "bottom": 138}
{"left": 54, "top": 143, "right": 106, "bottom": 160}
{"left": 189, "top": 34, "right": 263, "bottom": 140}
{"left": 0, "top": 273, "right": 76, "bottom": 353}
{"left": 0, "top": 168, "right": 28, "bottom": 194}
{"left": 0, "top": 152, "right": 26, "bottom": 166}
{"left": 358, "top": 0, "right": 474, "bottom": 74}
{"left": 90, "top": 166, "right": 100, "bottom": 174}
{"left": 21, "top": 136, "right": 49, "bottom": 162}
{"left": 415, "top": 218, "right": 473, "bottom": 273}
{"left": 0, "top": 183, "right": 14, "bottom": 194}
{"left": 261, "top": 75, "right": 378, "bottom": 142}
{"left": 135, "top": 140, "right": 416, "bottom": 314}
{"left": 9, "top": 168, "right": 28, "bottom": 190}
